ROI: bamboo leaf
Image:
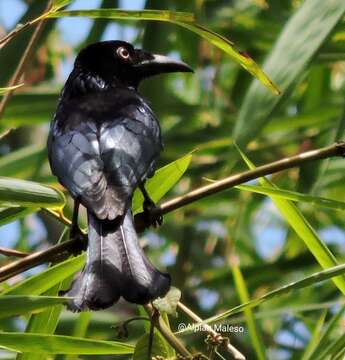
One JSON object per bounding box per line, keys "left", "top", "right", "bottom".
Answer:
{"left": 235, "top": 144, "right": 345, "bottom": 295}
{"left": 2, "top": 254, "right": 84, "bottom": 296}
{"left": 0, "top": 84, "right": 23, "bottom": 95}
{"left": 230, "top": 256, "right": 266, "bottom": 360}
{"left": 199, "top": 263, "right": 345, "bottom": 326}
{"left": 132, "top": 153, "right": 192, "bottom": 214}
{"left": 47, "top": 9, "right": 278, "bottom": 94}
{"left": 233, "top": 0, "right": 345, "bottom": 145}
{"left": 51, "top": 0, "right": 72, "bottom": 12}
{"left": 0, "top": 146, "right": 46, "bottom": 177}
{"left": 235, "top": 184, "right": 345, "bottom": 211}
{"left": 0, "top": 333, "right": 133, "bottom": 355}
{"left": 0, "top": 296, "right": 67, "bottom": 319}
{"left": 0, "top": 207, "right": 35, "bottom": 226}
{"left": 0, "top": 177, "right": 65, "bottom": 208}
{"left": 133, "top": 331, "right": 170, "bottom": 360}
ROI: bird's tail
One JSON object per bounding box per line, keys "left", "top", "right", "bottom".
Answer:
{"left": 63, "top": 209, "right": 171, "bottom": 312}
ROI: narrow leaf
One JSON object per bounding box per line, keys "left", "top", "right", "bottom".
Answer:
{"left": 0, "top": 84, "right": 23, "bottom": 95}
{"left": 2, "top": 254, "right": 84, "bottom": 296}
{"left": 235, "top": 144, "right": 345, "bottom": 295}
{"left": 233, "top": 0, "right": 345, "bottom": 145}
{"left": 0, "top": 333, "right": 133, "bottom": 355}
{"left": 0, "top": 207, "right": 35, "bottom": 226}
{"left": 230, "top": 257, "right": 266, "bottom": 360}
{"left": 132, "top": 153, "right": 192, "bottom": 214}
{"left": 201, "top": 262, "right": 345, "bottom": 325}
{"left": 0, "top": 177, "right": 65, "bottom": 208}
{"left": 0, "top": 296, "right": 66, "bottom": 319}
{"left": 235, "top": 184, "right": 345, "bottom": 211}
{"left": 47, "top": 9, "right": 278, "bottom": 93}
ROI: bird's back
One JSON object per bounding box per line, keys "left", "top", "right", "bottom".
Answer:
{"left": 48, "top": 88, "right": 162, "bottom": 220}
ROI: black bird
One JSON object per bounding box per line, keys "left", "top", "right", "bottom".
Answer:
{"left": 48, "top": 40, "right": 192, "bottom": 311}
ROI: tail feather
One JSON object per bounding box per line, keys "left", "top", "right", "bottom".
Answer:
{"left": 116, "top": 210, "right": 171, "bottom": 304}
{"left": 63, "top": 209, "right": 170, "bottom": 311}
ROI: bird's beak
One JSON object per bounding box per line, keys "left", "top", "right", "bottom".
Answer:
{"left": 134, "top": 51, "right": 193, "bottom": 77}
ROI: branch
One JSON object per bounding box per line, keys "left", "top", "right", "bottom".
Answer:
{"left": 0, "top": 141, "right": 344, "bottom": 282}
{"left": 143, "top": 304, "right": 192, "bottom": 358}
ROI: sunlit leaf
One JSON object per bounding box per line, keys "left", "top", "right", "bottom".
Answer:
{"left": 0, "top": 84, "right": 23, "bottom": 95}
{"left": 47, "top": 9, "right": 278, "bottom": 94}
{"left": 132, "top": 153, "right": 192, "bottom": 214}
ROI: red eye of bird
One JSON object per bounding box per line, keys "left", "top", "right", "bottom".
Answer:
{"left": 116, "top": 47, "right": 130, "bottom": 60}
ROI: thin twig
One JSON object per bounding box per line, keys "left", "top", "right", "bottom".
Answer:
{"left": 178, "top": 302, "right": 246, "bottom": 360}
{"left": 1, "top": 142, "right": 345, "bottom": 282}
{"left": 144, "top": 304, "right": 192, "bottom": 358}
{"left": 0, "top": 1, "right": 52, "bottom": 119}
{"left": 0, "top": 247, "right": 28, "bottom": 258}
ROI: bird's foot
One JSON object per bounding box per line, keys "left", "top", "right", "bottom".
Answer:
{"left": 70, "top": 226, "right": 87, "bottom": 255}
{"left": 143, "top": 198, "right": 163, "bottom": 228}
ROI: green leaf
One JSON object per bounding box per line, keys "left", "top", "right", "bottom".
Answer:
{"left": 0, "top": 146, "right": 46, "bottom": 177}
{"left": 63, "top": 312, "right": 92, "bottom": 360}
{"left": 235, "top": 184, "right": 345, "bottom": 211}
{"left": 17, "top": 229, "right": 73, "bottom": 360}
{"left": 0, "top": 333, "right": 133, "bottom": 355}
{"left": 200, "top": 262, "right": 345, "bottom": 326}
{"left": 133, "top": 331, "right": 170, "bottom": 360}
{"left": 174, "top": 22, "right": 279, "bottom": 95}
{"left": 132, "top": 153, "right": 192, "bottom": 214}
{"left": 233, "top": 0, "right": 345, "bottom": 145}
{"left": 2, "top": 254, "right": 85, "bottom": 296}
{"left": 230, "top": 257, "right": 266, "bottom": 360}
{"left": 0, "top": 207, "right": 36, "bottom": 226}
{"left": 0, "top": 296, "right": 67, "bottom": 319}
{"left": 235, "top": 144, "right": 345, "bottom": 295}
{"left": 51, "top": 0, "right": 72, "bottom": 12}
{"left": 0, "top": 177, "right": 65, "bottom": 208}
{"left": 307, "top": 305, "right": 345, "bottom": 360}
{"left": 47, "top": 9, "right": 278, "bottom": 94}
{"left": 0, "top": 84, "right": 23, "bottom": 95}
{"left": 301, "top": 311, "right": 327, "bottom": 360}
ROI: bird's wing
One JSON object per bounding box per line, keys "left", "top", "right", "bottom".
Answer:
{"left": 48, "top": 92, "right": 161, "bottom": 220}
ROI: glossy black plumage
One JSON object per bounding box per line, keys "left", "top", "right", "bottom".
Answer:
{"left": 48, "top": 40, "right": 192, "bottom": 311}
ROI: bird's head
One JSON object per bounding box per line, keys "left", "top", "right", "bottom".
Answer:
{"left": 73, "top": 40, "right": 193, "bottom": 91}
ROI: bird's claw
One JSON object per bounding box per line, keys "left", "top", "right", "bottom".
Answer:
{"left": 143, "top": 198, "right": 163, "bottom": 228}
{"left": 70, "top": 227, "right": 87, "bottom": 255}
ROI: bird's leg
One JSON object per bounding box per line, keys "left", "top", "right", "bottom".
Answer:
{"left": 70, "top": 200, "right": 87, "bottom": 255}
{"left": 139, "top": 183, "right": 163, "bottom": 228}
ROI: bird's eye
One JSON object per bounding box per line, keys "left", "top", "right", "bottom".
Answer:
{"left": 116, "top": 47, "right": 130, "bottom": 60}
